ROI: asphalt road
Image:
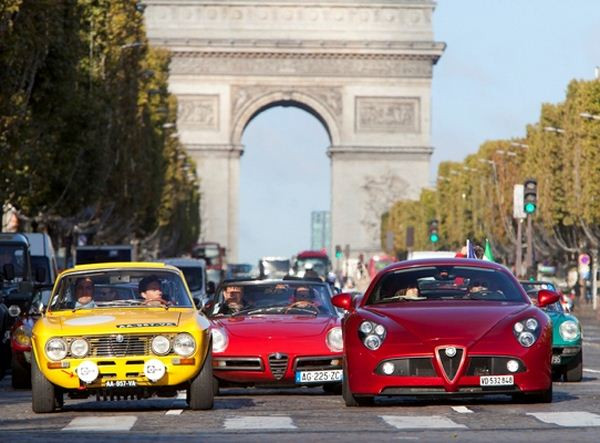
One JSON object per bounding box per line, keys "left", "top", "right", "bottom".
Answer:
{"left": 2, "top": 305, "right": 600, "bottom": 442}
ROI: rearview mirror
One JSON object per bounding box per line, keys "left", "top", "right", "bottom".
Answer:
{"left": 2, "top": 263, "right": 15, "bottom": 281}
{"left": 35, "top": 266, "right": 46, "bottom": 283}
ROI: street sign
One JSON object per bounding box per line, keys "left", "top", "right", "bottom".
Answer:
{"left": 579, "top": 253, "right": 590, "bottom": 266}
{"left": 513, "top": 184, "right": 526, "bottom": 219}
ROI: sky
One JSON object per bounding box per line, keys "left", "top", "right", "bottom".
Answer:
{"left": 237, "top": 0, "right": 600, "bottom": 266}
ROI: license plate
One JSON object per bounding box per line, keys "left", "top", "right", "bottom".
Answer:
{"left": 551, "top": 355, "right": 561, "bottom": 364}
{"left": 295, "top": 369, "right": 342, "bottom": 384}
{"left": 104, "top": 380, "right": 137, "bottom": 388}
{"left": 480, "top": 375, "right": 514, "bottom": 386}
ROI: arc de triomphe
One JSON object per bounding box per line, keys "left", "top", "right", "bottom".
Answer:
{"left": 144, "top": 0, "right": 444, "bottom": 261}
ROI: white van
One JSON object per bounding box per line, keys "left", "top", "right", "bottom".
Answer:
{"left": 23, "top": 233, "right": 57, "bottom": 285}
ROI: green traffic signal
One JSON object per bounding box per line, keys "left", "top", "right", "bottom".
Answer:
{"left": 335, "top": 251, "right": 343, "bottom": 259}
{"left": 524, "top": 202, "right": 536, "bottom": 214}
{"left": 429, "top": 233, "right": 439, "bottom": 243}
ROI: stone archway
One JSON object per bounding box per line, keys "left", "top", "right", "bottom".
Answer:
{"left": 144, "top": 0, "right": 445, "bottom": 261}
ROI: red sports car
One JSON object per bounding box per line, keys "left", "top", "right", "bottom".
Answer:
{"left": 332, "top": 258, "right": 559, "bottom": 406}
{"left": 207, "top": 279, "right": 343, "bottom": 393}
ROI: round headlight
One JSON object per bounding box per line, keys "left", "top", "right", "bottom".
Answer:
{"left": 525, "top": 318, "right": 538, "bottom": 331}
{"left": 514, "top": 322, "right": 524, "bottom": 333}
{"left": 70, "top": 338, "right": 89, "bottom": 358}
{"left": 326, "top": 327, "right": 343, "bottom": 352}
{"left": 211, "top": 329, "right": 228, "bottom": 353}
{"left": 151, "top": 335, "right": 171, "bottom": 356}
{"left": 364, "top": 334, "right": 382, "bottom": 350}
{"left": 518, "top": 331, "right": 536, "bottom": 348}
{"left": 8, "top": 305, "right": 21, "bottom": 317}
{"left": 360, "top": 321, "right": 373, "bottom": 334}
{"left": 173, "top": 333, "right": 196, "bottom": 357}
{"left": 374, "top": 324, "right": 386, "bottom": 337}
{"left": 382, "top": 362, "right": 395, "bottom": 375}
{"left": 559, "top": 320, "right": 579, "bottom": 341}
{"left": 45, "top": 338, "right": 68, "bottom": 361}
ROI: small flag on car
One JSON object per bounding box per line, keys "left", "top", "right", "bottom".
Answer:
{"left": 466, "top": 239, "right": 477, "bottom": 259}
{"left": 483, "top": 238, "right": 495, "bottom": 262}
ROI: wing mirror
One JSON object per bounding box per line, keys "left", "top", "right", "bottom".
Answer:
{"left": 2, "top": 263, "right": 15, "bottom": 281}
{"left": 538, "top": 289, "right": 560, "bottom": 308}
{"left": 332, "top": 293, "right": 354, "bottom": 312}
{"left": 35, "top": 266, "right": 47, "bottom": 283}
{"left": 207, "top": 281, "right": 216, "bottom": 295}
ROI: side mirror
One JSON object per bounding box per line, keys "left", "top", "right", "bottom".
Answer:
{"left": 35, "top": 266, "right": 47, "bottom": 283}
{"left": 332, "top": 293, "right": 354, "bottom": 312}
{"left": 193, "top": 297, "right": 202, "bottom": 309}
{"left": 207, "top": 281, "right": 216, "bottom": 295}
{"left": 2, "top": 263, "right": 15, "bottom": 281}
{"left": 538, "top": 289, "right": 560, "bottom": 308}
{"left": 201, "top": 300, "right": 215, "bottom": 316}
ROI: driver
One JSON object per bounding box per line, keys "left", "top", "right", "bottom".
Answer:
{"left": 139, "top": 275, "right": 169, "bottom": 306}
{"left": 74, "top": 277, "right": 96, "bottom": 309}
{"left": 289, "top": 285, "right": 320, "bottom": 311}
{"left": 222, "top": 285, "right": 247, "bottom": 314}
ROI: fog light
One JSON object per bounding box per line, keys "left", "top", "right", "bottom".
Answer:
{"left": 330, "top": 359, "right": 341, "bottom": 366}
{"left": 76, "top": 361, "right": 99, "bottom": 384}
{"left": 382, "top": 362, "right": 395, "bottom": 375}
{"left": 144, "top": 359, "right": 166, "bottom": 382}
{"left": 506, "top": 359, "right": 519, "bottom": 373}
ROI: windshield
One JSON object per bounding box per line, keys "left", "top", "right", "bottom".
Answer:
{"left": 521, "top": 282, "right": 563, "bottom": 312}
{"left": 48, "top": 269, "right": 193, "bottom": 311}
{"left": 368, "top": 266, "right": 526, "bottom": 304}
{"left": 229, "top": 264, "right": 253, "bottom": 274}
{"left": 0, "top": 244, "right": 28, "bottom": 280}
{"left": 179, "top": 266, "right": 203, "bottom": 291}
{"left": 209, "top": 282, "right": 335, "bottom": 317}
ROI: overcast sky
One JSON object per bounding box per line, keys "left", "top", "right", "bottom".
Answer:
{"left": 237, "top": 0, "right": 600, "bottom": 265}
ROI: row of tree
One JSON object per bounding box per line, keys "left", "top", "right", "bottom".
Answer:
{"left": 1, "top": 0, "right": 200, "bottom": 258}
{"left": 382, "top": 77, "right": 600, "bottom": 267}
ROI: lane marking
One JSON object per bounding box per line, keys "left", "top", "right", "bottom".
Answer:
{"left": 380, "top": 415, "right": 467, "bottom": 429}
{"left": 224, "top": 416, "right": 296, "bottom": 430}
{"left": 63, "top": 416, "right": 137, "bottom": 431}
{"left": 166, "top": 409, "right": 183, "bottom": 415}
{"left": 583, "top": 368, "right": 600, "bottom": 374}
{"left": 451, "top": 406, "right": 473, "bottom": 414}
{"left": 528, "top": 411, "right": 600, "bottom": 427}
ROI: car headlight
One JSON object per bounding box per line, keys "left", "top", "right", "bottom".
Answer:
{"left": 326, "top": 327, "right": 343, "bottom": 352}
{"left": 513, "top": 318, "right": 540, "bottom": 348}
{"left": 559, "top": 320, "right": 580, "bottom": 341}
{"left": 8, "top": 304, "right": 21, "bottom": 317}
{"left": 13, "top": 325, "right": 31, "bottom": 347}
{"left": 70, "top": 338, "right": 89, "bottom": 358}
{"left": 211, "top": 328, "right": 228, "bottom": 353}
{"left": 45, "top": 338, "right": 68, "bottom": 361}
{"left": 173, "top": 333, "right": 196, "bottom": 357}
{"left": 151, "top": 335, "right": 171, "bottom": 356}
{"left": 358, "top": 320, "right": 386, "bottom": 350}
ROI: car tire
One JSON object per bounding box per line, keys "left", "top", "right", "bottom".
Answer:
{"left": 11, "top": 356, "right": 31, "bottom": 389}
{"left": 31, "top": 356, "right": 57, "bottom": 413}
{"left": 322, "top": 383, "right": 342, "bottom": 395}
{"left": 187, "top": 347, "right": 214, "bottom": 410}
{"left": 213, "top": 376, "right": 220, "bottom": 396}
{"left": 342, "top": 363, "right": 373, "bottom": 407}
{"left": 565, "top": 351, "right": 583, "bottom": 382}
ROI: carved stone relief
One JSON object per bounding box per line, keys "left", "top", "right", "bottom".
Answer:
{"left": 170, "top": 54, "right": 433, "bottom": 79}
{"left": 355, "top": 96, "right": 420, "bottom": 133}
{"left": 177, "top": 95, "right": 219, "bottom": 130}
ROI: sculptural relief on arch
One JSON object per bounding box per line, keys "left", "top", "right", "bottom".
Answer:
{"left": 144, "top": 0, "right": 445, "bottom": 261}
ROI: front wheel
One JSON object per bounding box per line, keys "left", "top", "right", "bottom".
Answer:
{"left": 31, "top": 357, "right": 58, "bottom": 413}
{"left": 342, "top": 362, "right": 373, "bottom": 407}
{"left": 565, "top": 351, "right": 583, "bottom": 382}
{"left": 187, "top": 348, "right": 214, "bottom": 410}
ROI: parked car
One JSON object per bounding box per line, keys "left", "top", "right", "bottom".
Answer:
{"left": 334, "top": 258, "right": 557, "bottom": 406}
{"left": 207, "top": 279, "right": 343, "bottom": 393}
{"left": 520, "top": 280, "right": 583, "bottom": 382}
{"left": 30, "top": 262, "right": 214, "bottom": 412}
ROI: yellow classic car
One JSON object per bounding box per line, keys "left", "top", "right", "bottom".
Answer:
{"left": 30, "top": 262, "right": 214, "bottom": 413}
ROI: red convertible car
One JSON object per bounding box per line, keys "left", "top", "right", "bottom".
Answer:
{"left": 207, "top": 279, "right": 343, "bottom": 393}
{"left": 333, "top": 259, "right": 558, "bottom": 406}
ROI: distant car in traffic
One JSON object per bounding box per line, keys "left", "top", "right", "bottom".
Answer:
{"left": 520, "top": 280, "right": 582, "bottom": 382}
{"left": 207, "top": 279, "right": 343, "bottom": 393}
{"left": 258, "top": 257, "right": 291, "bottom": 279}
{"left": 226, "top": 263, "right": 255, "bottom": 281}
{"left": 367, "top": 254, "right": 395, "bottom": 279}
{"left": 159, "top": 257, "right": 212, "bottom": 308}
{"left": 334, "top": 258, "right": 558, "bottom": 406}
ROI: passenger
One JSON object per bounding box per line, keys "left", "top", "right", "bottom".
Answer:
{"left": 139, "top": 275, "right": 168, "bottom": 306}
{"left": 395, "top": 284, "right": 421, "bottom": 299}
{"left": 74, "top": 277, "right": 96, "bottom": 309}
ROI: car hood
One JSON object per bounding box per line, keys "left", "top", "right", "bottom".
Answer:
{"left": 367, "top": 301, "right": 529, "bottom": 346}
{"left": 213, "top": 315, "right": 334, "bottom": 339}
{"left": 39, "top": 309, "right": 184, "bottom": 335}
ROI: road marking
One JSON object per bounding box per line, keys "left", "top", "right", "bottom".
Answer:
{"left": 528, "top": 411, "right": 600, "bottom": 427}
{"left": 583, "top": 368, "right": 600, "bottom": 374}
{"left": 63, "top": 416, "right": 137, "bottom": 432}
{"left": 224, "top": 416, "right": 296, "bottom": 430}
{"left": 451, "top": 406, "right": 473, "bottom": 414}
{"left": 380, "top": 415, "right": 467, "bottom": 430}
{"left": 166, "top": 409, "right": 183, "bottom": 415}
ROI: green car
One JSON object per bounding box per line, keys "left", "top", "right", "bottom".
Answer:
{"left": 520, "top": 280, "right": 583, "bottom": 382}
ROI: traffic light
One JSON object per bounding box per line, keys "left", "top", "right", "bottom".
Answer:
{"left": 428, "top": 219, "right": 440, "bottom": 243}
{"left": 335, "top": 245, "right": 342, "bottom": 259}
{"left": 523, "top": 178, "right": 537, "bottom": 214}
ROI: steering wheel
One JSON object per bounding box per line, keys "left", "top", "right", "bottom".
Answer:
{"left": 285, "top": 301, "right": 319, "bottom": 313}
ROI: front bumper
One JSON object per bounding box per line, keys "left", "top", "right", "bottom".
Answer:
{"left": 551, "top": 346, "right": 581, "bottom": 367}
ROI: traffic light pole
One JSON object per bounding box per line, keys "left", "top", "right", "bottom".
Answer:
{"left": 515, "top": 218, "right": 523, "bottom": 277}
{"left": 593, "top": 248, "right": 598, "bottom": 311}
{"left": 525, "top": 214, "right": 533, "bottom": 277}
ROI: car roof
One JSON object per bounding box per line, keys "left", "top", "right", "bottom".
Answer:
{"left": 159, "top": 257, "right": 206, "bottom": 267}
{"left": 58, "top": 261, "right": 181, "bottom": 278}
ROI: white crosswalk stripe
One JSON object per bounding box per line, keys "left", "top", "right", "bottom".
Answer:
{"left": 451, "top": 406, "right": 474, "bottom": 413}
{"left": 380, "top": 415, "right": 467, "bottom": 429}
{"left": 224, "top": 416, "right": 296, "bottom": 430}
{"left": 63, "top": 416, "right": 137, "bottom": 431}
{"left": 528, "top": 411, "right": 600, "bottom": 427}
